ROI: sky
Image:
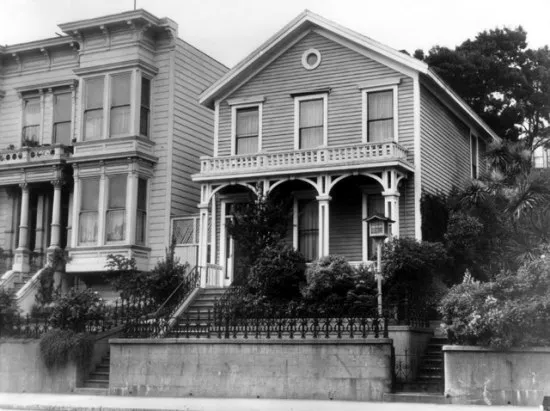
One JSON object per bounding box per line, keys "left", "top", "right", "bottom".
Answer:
{"left": 0, "top": 0, "right": 548, "bottom": 68}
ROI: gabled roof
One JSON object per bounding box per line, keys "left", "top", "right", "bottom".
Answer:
{"left": 199, "top": 10, "right": 500, "bottom": 143}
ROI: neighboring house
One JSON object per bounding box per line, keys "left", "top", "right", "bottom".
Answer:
{"left": 533, "top": 145, "right": 550, "bottom": 168}
{"left": 192, "top": 11, "right": 500, "bottom": 287}
{"left": 0, "top": 9, "right": 226, "bottom": 309}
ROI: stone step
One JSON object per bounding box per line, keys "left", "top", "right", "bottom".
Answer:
{"left": 74, "top": 387, "right": 109, "bottom": 396}
{"left": 83, "top": 379, "right": 109, "bottom": 389}
{"left": 396, "top": 382, "right": 443, "bottom": 393}
{"left": 89, "top": 371, "right": 109, "bottom": 380}
{"left": 96, "top": 365, "right": 110, "bottom": 373}
{"left": 383, "top": 393, "right": 450, "bottom": 404}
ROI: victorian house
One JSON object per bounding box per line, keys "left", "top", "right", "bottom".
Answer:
{"left": 0, "top": 10, "right": 226, "bottom": 311}
{"left": 192, "top": 11, "right": 500, "bottom": 287}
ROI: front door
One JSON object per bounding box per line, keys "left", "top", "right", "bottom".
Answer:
{"left": 223, "top": 202, "right": 247, "bottom": 286}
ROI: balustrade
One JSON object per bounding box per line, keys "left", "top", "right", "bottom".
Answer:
{"left": 200, "top": 141, "right": 409, "bottom": 175}
{"left": 0, "top": 145, "right": 71, "bottom": 167}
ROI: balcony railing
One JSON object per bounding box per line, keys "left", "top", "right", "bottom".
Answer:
{"left": 198, "top": 141, "right": 410, "bottom": 177}
{"left": 0, "top": 145, "right": 72, "bottom": 167}
{"left": 71, "top": 136, "right": 157, "bottom": 163}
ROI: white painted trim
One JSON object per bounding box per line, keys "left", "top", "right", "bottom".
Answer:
{"left": 227, "top": 95, "right": 265, "bottom": 106}
{"left": 301, "top": 48, "right": 321, "bottom": 70}
{"left": 413, "top": 74, "right": 422, "bottom": 241}
{"left": 213, "top": 101, "right": 220, "bottom": 157}
{"left": 362, "top": 192, "right": 368, "bottom": 262}
{"left": 231, "top": 102, "right": 263, "bottom": 156}
{"left": 357, "top": 77, "right": 402, "bottom": 90}
{"left": 361, "top": 85, "right": 398, "bottom": 144}
{"left": 294, "top": 93, "right": 328, "bottom": 150}
{"left": 164, "top": 48, "right": 176, "bottom": 251}
{"left": 210, "top": 195, "right": 216, "bottom": 265}
{"left": 292, "top": 198, "right": 299, "bottom": 250}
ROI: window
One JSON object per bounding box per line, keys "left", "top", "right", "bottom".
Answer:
{"left": 298, "top": 199, "right": 318, "bottom": 262}
{"left": 110, "top": 73, "right": 131, "bottom": 136}
{"left": 367, "top": 90, "right": 394, "bottom": 142}
{"left": 367, "top": 195, "right": 384, "bottom": 259}
{"left": 22, "top": 97, "right": 40, "bottom": 143}
{"left": 296, "top": 95, "right": 327, "bottom": 149}
{"left": 140, "top": 77, "right": 151, "bottom": 137}
{"left": 471, "top": 134, "right": 478, "bottom": 178}
{"left": 533, "top": 147, "right": 549, "bottom": 168}
{"left": 53, "top": 92, "right": 72, "bottom": 145}
{"left": 136, "top": 178, "right": 147, "bottom": 244}
{"left": 235, "top": 106, "right": 259, "bottom": 154}
{"left": 78, "top": 179, "right": 99, "bottom": 244}
{"left": 82, "top": 71, "right": 152, "bottom": 141}
{"left": 84, "top": 77, "right": 104, "bottom": 140}
{"left": 106, "top": 175, "right": 127, "bottom": 242}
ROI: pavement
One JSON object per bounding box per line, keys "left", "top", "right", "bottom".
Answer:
{"left": 0, "top": 393, "right": 540, "bottom": 411}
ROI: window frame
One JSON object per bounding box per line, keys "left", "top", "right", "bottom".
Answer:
{"left": 136, "top": 177, "right": 148, "bottom": 245}
{"left": 294, "top": 93, "right": 328, "bottom": 150}
{"left": 105, "top": 174, "right": 127, "bottom": 244}
{"left": 78, "top": 178, "right": 100, "bottom": 246}
{"left": 21, "top": 95, "right": 41, "bottom": 145}
{"left": 470, "top": 132, "right": 479, "bottom": 178}
{"left": 52, "top": 91, "right": 73, "bottom": 145}
{"left": 79, "top": 69, "right": 152, "bottom": 142}
{"left": 231, "top": 103, "right": 263, "bottom": 155}
{"left": 361, "top": 85, "right": 398, "bottom": 144}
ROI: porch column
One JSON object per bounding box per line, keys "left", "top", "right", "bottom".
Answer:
{"left": 4, "top": 188, "right": 16, "bottom": 254}
{"left": 48, "top": 179, "right": 63, "bottom": 250}
{"left": 34, "top": 195, "right": 45, "bottom": 255}
{"left": 13, "top": 183, "right": 30, "bottom": 272}
{"left": 198, "top": 203, "right": 210, "bottom": 287}
{"left": 316, "top": 195, "right": 331, "bottom": 258}
{"left": 382, "top": 192, "right": 400, "bottom": 237}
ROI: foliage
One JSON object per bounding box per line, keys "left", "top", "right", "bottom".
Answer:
{"left": 21, "top": 139, "right": 40, "bottom": 148}
{"left": 303, "top": 255, "right": 357, "bottom": 305}
{"left": 225, "top": 193, "right": 292, "bottom": 283}
{"left": 420, "top": 27, "right": 550, "bottom": 148}
{"left": 0, "top": 288, "right": 19, "bottom": 323}
{"left": 421, "top": 192, "right": 450, "bottom": 242}
{"left": 440, "top": 256, "right": 550, "bottom": 348}
{"left": 106, "top": 248, "right": 189, "bottom": 306}
{"left": 248, "top": 242, "right": 306, "bottom": 302}
{"left": 48, "top": 288, "right": 107, "bottom": 333}
{"left": 34, "top": 249, "right": 69, "bottom": 310}
{"left": 39, "top": 329, "right": 94, "bottom": 369}
{"left": 382, "top": 237, "right": 449, "bottom": 305}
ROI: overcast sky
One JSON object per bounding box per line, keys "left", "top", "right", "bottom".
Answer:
{"left": 0, "top": 0, "right": 548, "bottom": 68}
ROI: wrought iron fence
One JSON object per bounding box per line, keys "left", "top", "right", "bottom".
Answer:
{"left": 393, "top": 349, "right": 421, "bottom": 384}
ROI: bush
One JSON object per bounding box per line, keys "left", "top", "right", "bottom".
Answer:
{"left": 302, "top": 255, "right": 356, "bottom": 305}
{"left": 0, "top": 288, "right": 19, "bottom": 323}
{"left": 248, "top": 243, "right": 306, "bottom": 301}
{"left": 49, "top": 288, "right": 107, "bottom": 333}
{"left": 344, "top": 264, "right": 378, "bottom": 313}
{"left": 439, "top": 255, "right": 550, "bottom": 348}
{"left": 39, "top": 329, "right": 94, "bottom": 369}
{"left": 382, "top": 237, "right": 448, "bottom": 305}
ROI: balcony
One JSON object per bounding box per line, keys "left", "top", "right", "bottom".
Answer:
{"left": 0, "top": 145, "right": 72, "bottom": 169}
{"left": 194, "top": 141, "right": 413, "bottom": 181}
{"left": 70, "top": 136, "right": 158, "bottom": 164}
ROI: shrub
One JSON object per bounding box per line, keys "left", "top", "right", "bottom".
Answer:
{"left": 39, "top": 329, "right": 94, "bottom": 369}
{"left": 49, "top": 288, "right": 107, "bottom": 333}
{"left": 382, "top": 237, "right": 448, "bottom": 305}
{"left": 0, "top": 288, "right": 19, "bottom": 323}
{"left": 344, "top": 264, "right": 378, "bottom": 313}
{"left": 439, "top": 255, "right": 550, "bottom": 348}
{"left": 302, "top": 255, "right": 356, "bottom": 306}
{"left": 248, "top": 242, "right": 306, "bottom": 301}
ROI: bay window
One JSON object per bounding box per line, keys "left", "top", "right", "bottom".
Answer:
{"left": 136, "top": 178, "right": 147, "bottom": 244}
{"left": 81, "top": 70, "right": 152, "bottom": 141}
{"left": 295, "top": 94, "right": 327, "bottom": 149}
{"left": 22, "top": 97, "right": 40, "bottom": 144}
{"left": 105, "top": 175, "right": 126, "bottom": 242}
{"left": 78, "top": 179, "right": 99, "bottom": 245}
{"left": 53, "top": 92, "right": 72, "bottom": 145}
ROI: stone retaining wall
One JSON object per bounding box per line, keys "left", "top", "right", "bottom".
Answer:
{"left": 444, "top": 345, "right": 550, "bottom": 406}
{"left": 109, "top": 338, "right": 393, "bottom": 401}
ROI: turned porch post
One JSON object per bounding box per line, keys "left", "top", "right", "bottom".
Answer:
{"left": 49, "top": 179, "right": 63, "bottom": 250}
{"left": 13, "top": 183, "right": 31, "bottom": 272}
{"left": 316, "top": 195, "right": 331, "bottom": 258}
{"left": 198, "top": 203, "right": 210, "bottom": 287}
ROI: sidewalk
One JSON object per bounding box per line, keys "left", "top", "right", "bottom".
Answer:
{"left": 0, "top": 393, "right": 540, "bottom": 411}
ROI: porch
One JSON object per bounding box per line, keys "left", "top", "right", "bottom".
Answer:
{"left": 194, "top": 169, "right": 410, "bottom": 287}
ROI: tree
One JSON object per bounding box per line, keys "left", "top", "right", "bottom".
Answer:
{"left": 419, "top": 27, "right": 550, "bottom": 149}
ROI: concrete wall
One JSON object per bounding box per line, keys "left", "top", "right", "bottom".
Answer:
{"left": 109, "top": 338, "right": 393, "bottom": 401}
{"left": 0, "top": 338, "right": 83, "bottom": 393}
{"left": 444, "top": 345, "right": 550, "bottom": 406}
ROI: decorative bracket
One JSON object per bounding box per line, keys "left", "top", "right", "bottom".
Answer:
{"left": 99, "top": 25, "right": 111, "bottom": 49}
{"left": 40, "top": 48, "right": 51, "bottom": 70}
{"left": 12, "top": 53, "right": 21, "bottom": 72}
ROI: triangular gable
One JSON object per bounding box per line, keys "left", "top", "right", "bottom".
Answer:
{"left": 200, "top": 10, "right": 500, "bottom": 143}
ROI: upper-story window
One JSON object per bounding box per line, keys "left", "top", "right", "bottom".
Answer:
{"left": 53, "top": 92, "right": 72, "bottom": 145}
{"left": 22, "top": 97, "right": 40, "bottom": 144}
{"left": 82, "top": 71, "right": 151, "bottom": 141}
{"left": 471, "top": 133, "right": 479, "bottom": 178}
{"left": 295, "top": 94, "right": 328, "bottom": 150}
{"left": 79, "top": 178, "right": 100, "bottom": 245}
{"left": 367, "top": 90, "right": 394, "bottom": 142}
{"left": 235, "top": 106, "right": 260, "bottom": 154}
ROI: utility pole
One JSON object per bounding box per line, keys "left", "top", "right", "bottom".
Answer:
{"left": 134, "top": 0, "right": 137, "bottom": 10}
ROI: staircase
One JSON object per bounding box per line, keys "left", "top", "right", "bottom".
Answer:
{"left": 384, "top": 336, "right": 449, "bottom": 404}
{"left": 75, "top": 352, "right": 110, "bottom": 395}
{"left": 9, "top": 272, "right": 33, "bottom": 293}
{"left": 167, "top": 287, "right": 225, "bottom": 338}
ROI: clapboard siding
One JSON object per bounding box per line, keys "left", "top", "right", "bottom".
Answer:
{"left": 330, "top": 185, "right": 362, "bottom": 261}
{"left": 217, "top": 31, "right": 414, "bottom": 156}
{"left": 399, "top": 179, "right": 415, "bottom": 239}
{"left": 420, "top": 85, "right": 471, "bottom": 196}
{"left": 171, "top": 39, "right": 227, "bottom": 218}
